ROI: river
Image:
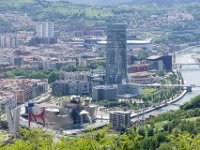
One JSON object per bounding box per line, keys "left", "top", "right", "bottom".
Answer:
{"left": 133, "top": 47, "right": 200, "bottom": 121}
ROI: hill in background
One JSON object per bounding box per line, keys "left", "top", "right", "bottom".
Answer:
{"left": 49, "top": 0, "right": 200, "bottom": 6}
{"left": 44, "top": 0, "right": 132, "bottom": 6}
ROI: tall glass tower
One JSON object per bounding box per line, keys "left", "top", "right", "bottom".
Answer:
{"left": 105, "top": 23, "right": 127, "bottom": 84}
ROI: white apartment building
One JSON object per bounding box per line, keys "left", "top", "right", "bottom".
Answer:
{"left": 36, "top": 22, "right": 54, "bottom": 38}
{"left": 0, "top": 35, "right": 17, "bottom": 48}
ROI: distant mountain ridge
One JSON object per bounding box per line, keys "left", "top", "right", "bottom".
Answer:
{"left": 59, "top": 0, "right": 131, "bottom": 6}
{"left": 48, "top": 0, "right": 200, "bottom": 6}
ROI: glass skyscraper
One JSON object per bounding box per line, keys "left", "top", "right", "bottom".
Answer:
{"left": 106, "top": 23, "right": 127, "bottom": 84}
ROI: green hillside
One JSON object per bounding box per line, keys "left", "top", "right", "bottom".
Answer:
{"left": 0, "top": 0, "right": 115, "bottom": 25}
{"left": 0, "top": 0, "right": 35, "bottom": 9}
{"left": 47, "top": 0, "right": 200, "bottom": 6}
{"left": 2, "top": 95, "right": 200, "bottom": 149}
{"left": 0, "top": 0, "right": 200, "bottom": 27}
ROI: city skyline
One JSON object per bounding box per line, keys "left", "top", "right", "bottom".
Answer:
{"left": 1, "top": 0, "right": 200, "bottom": 149}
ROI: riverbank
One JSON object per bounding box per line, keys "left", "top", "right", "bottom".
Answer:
{"left": 96, "top": 89, "right": 188, "bottom": 121}
{"left": 130, "top": 68, "right": 187, "bottom": 119}
{"left": 131, "top": 89, "right": 187, "bottom": 119}
{"left": 176, "top": 46, "right": 196, "bottom": 53}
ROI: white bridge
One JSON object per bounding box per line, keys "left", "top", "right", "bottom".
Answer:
{"left": 137, "top": 84, "right": 200, "bottom": 92}
{"left": 138, "top": 83, "right": 198, "bottom": 88}
{"left": 173, "top": 62, "right": 200, "bottom": 69}
{"left": 174, "top": 63, "right": 200, "bottom": 66}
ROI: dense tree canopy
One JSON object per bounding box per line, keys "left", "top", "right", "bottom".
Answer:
{"left": 2, "top": 94, "right": 200, "bottom": 149}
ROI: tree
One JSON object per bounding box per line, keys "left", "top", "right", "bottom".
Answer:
{"left": 181, "top": 95, "right": 200, "bottom": 110}
{"left": 140, "top": 137, "right": 156, "bottom": 150}
{"left": 147, "top": 128, "right": 154, "bottom": 137}
{"left": 61, "top": 64, "right": 77, "bottom": 72}
{"left": 2, "top": 128, "right": 54, "bottom": 150}
{"left": 87, "top": 61, "right": 97, "bottom": 70}
{"left": 138, "top": 127, "right": 146, "bottom": 138}
{"left": 29, "top": 71, "right": 46, "bottom": 79}
{"left": 157, "top": 142, "right": 173, "bottom": 150}
{"left": 0, "top": 105, "right": 4, "bottom": 129}
{"left": 5, "top": 71, "right": 15, "bottom": 78}
{"left": 155, "top": 132, "right": 168, "bottom": 148}
{"left": 48, "top": 71, "right": 59, "bottom": 83}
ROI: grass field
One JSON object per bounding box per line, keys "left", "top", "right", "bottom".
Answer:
{"left": 142, "top": 88, "right": 158, "bottom": 97}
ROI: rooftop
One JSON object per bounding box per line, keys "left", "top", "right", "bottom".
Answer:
{"left": 146, "top": 55, "right": 162, "bottom": 60}
{"left": 129, "top": 71, "right": 156, "bottom": 77}
{"left": 129, "top": 63, "right": 148, "bottom": 67}
{"left": 93, "top": 85, "right": 116, "bottom": 90}
{"left": 110, "top": 111, "right": 131, "bottom": 115}
{"left": 97, "top": 39, "right": 151, "bottom": 45}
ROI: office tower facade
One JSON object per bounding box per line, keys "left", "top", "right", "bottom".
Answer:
{"left": 92, "top": 85, "right": 117, "bottom": 101}
{"left": 36, "top": 22, "right": 54, "bottom": 38}
{"left": 106, "top": 24, "right": 127, "bottom": 84}
{"left": 109, "top": 111, "right": 131, "bottom": 131}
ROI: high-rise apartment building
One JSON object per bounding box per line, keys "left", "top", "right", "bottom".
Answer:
{"left": 109, "top": 111, "right": 131, "bottom": 131}
{"left": 105, "top": 24, "right": 127, "bottom": 84}
{"left": 0, "top": 35, "right": 17, "bottom": 48}
{"left": 36, "top": 22, "right": 54, "bottom": 38}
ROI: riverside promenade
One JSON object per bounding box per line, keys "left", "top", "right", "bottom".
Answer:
{"left": 131, "top": 90, "right": 187, "bottom": 119}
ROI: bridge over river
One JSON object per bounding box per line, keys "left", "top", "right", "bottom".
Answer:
{"left": 138, "top": 83, "right": 200, "bottom": 92}
{"left": 173, "top": 62, "right": 200, "bottom": 69}
{"left": 132, "top": 46, "right": 200, "bottom": 122}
